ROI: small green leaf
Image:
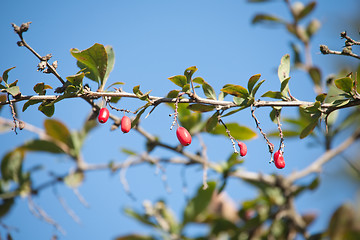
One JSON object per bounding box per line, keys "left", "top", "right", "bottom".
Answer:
{"left": 64, "top": 171, "right": 84, "bottom": 188}
{"left": 22, "top": 99, "right": 42, "bottom": 112}
{"left": 309, "top": 67, "right": 322, "bottom": 87}
{"left": 168, "top": 75, "right": 187, "bottom": 87}
{"left": 188, "top": 104, "right": 215, "bottom": 112}
{"left": 297, "top": 1, "right": 316, "bottom": 20}
{"left": 252, "top": 14, "right": 284, "bottom": 25}
{"left": 306, "top": 19, "right": 321, "bottom": 39}
{"left": 251, "top": 79, "right": 265, "bottom": 97}
{"left": 115, "top": 234, "right": 155, "bottom": 240}
{"left": 104, "top": 45, "right": 115, "bottom": 83}
{"left": 316, "top": 93, "right": 327, "bottom": 103}
{"left": 133, "top": 85, "right": 151, "bottom": 101}
{"left": 38, "top": 101, "right": 55, "bottom": 117}
{"left": 290, "top": 42, "right": 302, "bottom": 65}
{"left": 184, "top": 66, "right": 198, "bottom": 83}
{"left": 221, "top": 84, "right": 249, "bottom": 98}
{"left": 124, "top": 208, "right": 157, "bottom": 228}
{"left": 107, "top": 81, "right": 125, "bottom": 89}
{"left": 280, "top": 77, "right": 291, "bottom": 96}
{"left": 8, "top": 80, "right": 18, "bottom": 88}
{"left": 261, "top": 91, "right": 283, "bottom": 99}
{"left": 33, "top": 83, "right": 52, "bottom": 95}
{"left": 2, "top": 67, "right": 16, "bottom": 84}
{"left": 334, "top": 77, "right": 353, "bottom": 93}
{"left": 248, "top": 74, "right": 261, "bottom": 93}
{"left": 44, "top": 119, "right": 73, "bottom": 147}
{"left": 211, "top": 123, "right": 257, "bottom": 140}
{"left": 300, "top": 116, "right": 319, "bottom": 139}
{"left": 202, "top": 82, "right": 216, "bottom": 100}
{"left": 71, "top": 43, "right": 108, "bottom": 86}
{"left": 131, "top": 107, "right": 147, "bottom": 128}
{"left": 66, "top": 72, "right": 85, "bottom": 87}
{"left": 278, "top": 54, "right": 290, "bottom": 93}
{"left": 5, "top": 86, "right": 20, "bottom": 98}
{"left": 183, "top": 181, "right": 216, "bottom": 224}
{"left": 206, "top": 112, "right": 219, "bottom": 132}
{"left": 121, "top": 148, "right": 137, "bottom": 156}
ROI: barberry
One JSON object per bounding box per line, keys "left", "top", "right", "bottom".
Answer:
{"left": 98, "top": 108, "right": 109, "bottom": 123}
{"left": 274, "top": 150, "right": 285, "bottom": 169}
{"left": 121, "top": 116, "right": 131, "bottom": 133}
{"left": 176, "top": 127, "right": 192, "bottom": 146}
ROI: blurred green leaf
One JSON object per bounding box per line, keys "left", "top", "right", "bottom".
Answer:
{"left": 132, "top": 106, "right": 148, "bottom": 128}
{"left": 210, "top": 123, "right": 257, "bottom": 140}
{"left": 44, "top": 119, "right": 73, "bottom": 148}
{"left": 290, "top": 42, "right": 302, "bottom": 65}
{"left": 252, "top": 14, "right": 284, "bottom": 25}
{"left": 124, "top": 207, "right": 157, "bottom": 228}
{"left": 183, "top": 181, "right": 216, "bottom": 225}
{"left": 19, "top": 139, "right": 64, "bottom": 153}
{"left": 1, "top": 149, "right": 24, "bottom": 182}
{"left": 22, "top": 99, "right": 42, "bottom": 112}
{"left": 316, "top": 93, "right": 327, "bottom": 103}
{"left": 300, "top": 114, "right": 320, "bottom": 139}
{"left": 306, "top": 19, "right": 321, "bottom": 39}
{"left": 188, "top": 104, "right": 215, "bottom": 112}
{"left": 64, "top": 171, "right": 84, "bottom": 188}
{"left": 115, "top": 235, "right": 155, "bottom": 240}
{"left": 168, "top": 75, "right": 187, "bottom": 87}
{"left": 206, "top": 112, "right": 219, "bottom": 132}
{"left": 334, "top": 77, "right": 353, "bottom": 93}
{"left": 309, "top": 67, "right": 322, "bottom": 87}
{"left": 221, "top": 84, "right": 249, "bottom": 98}
{"left": 327, "top": 204, "right": 355, "bottom": 240}
{"left": 297, "top": 1, "right": 316, "bottom": 20}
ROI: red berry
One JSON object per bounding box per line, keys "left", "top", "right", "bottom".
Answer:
{"left": 121, "top": 116, "right": 131, "bottom": 133}
{"left": 98, "top": 108, "right": 109, "bottom": 123}
{"left": 237, "top": 141, "right": 247, "bottom": 157}
{"left": 176, "top": 127, "right": 192, "bottom": 146}
{"left": 274, "top": 150, "right": 285, "bottom": 169}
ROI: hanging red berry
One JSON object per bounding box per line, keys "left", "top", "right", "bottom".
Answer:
{"left": 237, "top": 141, "right": 247, "bottom": 157}
{"left": 176, "top": 127, "right": 192, "bottom": 146}
{"left": 98, "top": 108, "right": 109, "bottom": 124}
{"left": 274, "top": 150, "right": 285, "bottom": 169}
{"left": 121, "top": 116, "right": 131, "bottom": 133}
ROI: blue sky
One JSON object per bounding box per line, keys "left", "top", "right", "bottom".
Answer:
{"left": 1, "top": 0, "right": 360, "bottom": 239}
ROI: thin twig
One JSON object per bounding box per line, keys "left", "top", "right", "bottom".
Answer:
{"left": 218, "top": 117, "right": 238, "bottom": 154}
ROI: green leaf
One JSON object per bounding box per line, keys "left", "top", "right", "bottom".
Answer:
{"left": 334, "top": 77, "right": 353, "bottom": 93}
{"left": 184, "top": 66, "right": 198, "bottom": 83}
{"left": 210, "top": 123, "right": 257, "bottom": 140}
{"left": 251, "top": 79, "right": 265, "bottom": 97}
{"left": 248, "top": 74, "right": 261, "bottom": 93}
{"left": 202, "top": 82, "right": 216, "bottom": 100}
{"left": 183, "top": 181, "right": 216, "bottom": 224}
{"left": 33, "top": 83, "right": 52, "bottom": 95}
{"left": 300, "top": 115, "right": 319, "bottom": 139}
{"left": 290, "top": 42, "right": 302, "bottom": 65}
{"left": 8, "top": 80, "right": 18, "bottom": 88}
{"left": 19, "top": 139, "right": 64, "bottom": 153}
{"left": 132, "top": 107, "right": 147, "bottom": 128}
{"left": 5, "top": 86, "right": 20, "bottom": 98}
{"left": 77, "top": 61, "right": 98, "bottom": 83}
{"left": 297, "top": 1, "right": 316, "bottom": 20}
{"left": 206, "top": 114, "right": 219, "bottom": 133}
{"left": 38, "top": 101, "right": 55, "bottom": 117}
{"left": 2, "top": 67, "right": 16, "bottom": 84}
{"left": 306, "top": 19, "right": 321, "bottom": 39}
{"left": 44, "top": 119, "right": 73, "bottom": 147}
{"left": 187, "top": 104, "right": 215, "bottom": 112}
{"left": 309, "top": 67, "right": 322, "bottom": 87}
{"left": 71, "top": 43, "right": 108, "bottom": 86}
{"left": 124, "top": 207, "right": 157, "bottom": 227}
{"left": 221, "top": 84, "right": 249, "bottom": 98}
{"left": 115, "top": 235, "right": 156, "bottom": 240}
{"left": 168, "top": 75, "right": 187, "bottom": 87}
{"left": 104, "top": 45, "right": 115, "bottom": 83}
{"left": 22, "top": 99, "right": 42, "bottom": 112}
{"left": 316, "top": 93, "right": 327, "bottom": 103}
{"left": 280, "top": 77, "right": 291, "bottom": 96}
{"left": 327, "top": 204, "right": 354, "bottom": 240}
{"left": 133, "top": 85, "right": 151, "bottom": 101}
{"left": 1, "top": 149, "right": 24, "bottom": 182}
{"left": 64, "top": 171, "right": 84, "bottom": 188}
{"left": 261, "top": 91, "right": 283, "bottom": 99}
{"left": 252, "top": 14, "right": 284, "bottom": 25}
{"left": 278, "top": 54, "right": 290, "bottom": 92}
{"left": 66, "top": 72, "right": 85, "bottom": 87}
{"left": 106, "top": 81, "right": 125, "bottom": 90}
